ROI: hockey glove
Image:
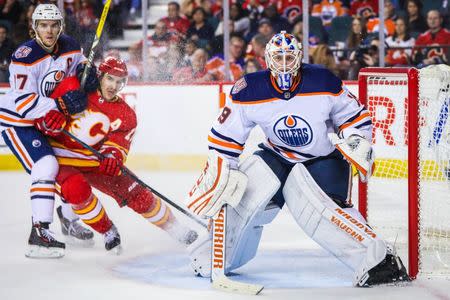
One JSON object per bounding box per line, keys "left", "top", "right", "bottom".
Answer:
{"left": 35, "top": 110, "right": 67, "bottom": 137}
{"left": 329, "top": 133, "right": 375, "bottom": 182}
{"left": 76, "top": 63, "right": 99, "bottom": 93}
{"left": 98, "top": 147, "right": 124, "bottom": 176}
{"left": 56, "top": 90, "right": 88, "bottom": 116}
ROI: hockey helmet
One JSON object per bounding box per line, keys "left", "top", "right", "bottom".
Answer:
{"left": 31, "top": 4, "right": 64, "bottom": 51}
{"left": 99, "top": 57, "right": 128, "bottom": 78}
{"left": 265, "top": 31, "right": 303, "bottom": 91}
{"left": 99, "top": 57, "right": 128, "bottom": 92}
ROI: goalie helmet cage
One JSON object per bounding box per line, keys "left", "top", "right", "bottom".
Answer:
{"left": 358, "top": 66, "right": 450, "bottom": 279}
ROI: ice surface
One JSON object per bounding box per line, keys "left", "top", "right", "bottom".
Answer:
{"left": 0, "top": 171, "right": 449, "bottom": 300}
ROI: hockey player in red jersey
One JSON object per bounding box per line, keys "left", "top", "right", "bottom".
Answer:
{"left": 39, "top": 57, "right": 199, "bottom": 253}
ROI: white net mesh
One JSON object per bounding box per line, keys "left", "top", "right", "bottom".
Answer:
{"left": 364, "top": 65, "right": 450, "bottom": 277}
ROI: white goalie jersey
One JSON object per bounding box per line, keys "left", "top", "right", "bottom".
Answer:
{"left": 0, "top": 34, "right": 85, "bottom": 131}
{"left": 208, "top": 65, "right": 373, "bottom": 168}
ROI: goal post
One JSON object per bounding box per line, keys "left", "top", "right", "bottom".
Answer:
{"left": 358, "top": 66, "right": 450, "bottom": 279}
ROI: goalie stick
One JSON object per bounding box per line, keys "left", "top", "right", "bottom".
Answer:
{"left": 80, "top": 0, "right": 111, "bottom": 90}
{"left": 62, "top": 129, "right": 207, "bottom": 229}
{"left": 211, "top": 205, "right": 264, "bottom": 295}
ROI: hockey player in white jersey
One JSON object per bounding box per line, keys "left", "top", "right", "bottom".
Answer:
{"left": 186, "top": 31, "right": 410, "bottom": 287}
{"left": 0, "top": 4, "right": 96, "bottom": 258}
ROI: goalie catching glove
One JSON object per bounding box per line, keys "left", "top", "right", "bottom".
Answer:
{"left": 329, "top": 133, "right": 374, "bottom": 182}
{"left": 186, "top": 150, "right": 248, "bottom": 219}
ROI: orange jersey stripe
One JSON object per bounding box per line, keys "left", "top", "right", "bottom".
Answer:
{"left": 339, "top": 112, "right": 371, "bottom": 131}
{"left": 30, "top": 187, "right": 56, "bottom": 193}
{"left": 0, "top": 114, "right": 34, "bottom": 125}
{"left": 7, "top": 129, "right": 32, "bottom": 168}
{"left": 208, "top": 135, "right": 244, "bottom": 151}
{"left": 16, "top": 94, "right": 36, "bottom": 112}
{"left": 11, "top": 55, "right": 50, "bottom": 66}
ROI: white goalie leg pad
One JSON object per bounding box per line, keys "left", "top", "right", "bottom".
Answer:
{"left": 282, "top": 163, "right": 388, "bottom": 285}
{"left": 187, "top": 155, "right": 281, "bottom": 277}
{"left": 226, "top": 155, "right": 281, "bottom": 271}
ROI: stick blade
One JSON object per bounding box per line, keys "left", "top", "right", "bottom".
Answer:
{"left": 212, "top": 275, "right": 264, "bottom": 295}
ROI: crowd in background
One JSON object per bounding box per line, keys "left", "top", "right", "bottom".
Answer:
{"left": 0, "top": 0, "right": 449, "bottom": 83}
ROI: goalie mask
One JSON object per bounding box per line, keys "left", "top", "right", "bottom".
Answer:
{"left": 265, "top": 31, "right": 303, "bottom": 91}
{"left": 32, "top": 4, "right": 64, "bottom": 52}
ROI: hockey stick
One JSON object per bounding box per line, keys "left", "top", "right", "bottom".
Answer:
{"left": 79, "top": 0, "right": 111, "bottom": 90}
{"left": 211, "top": 205, "right": 264, "bottom": 295}
{"left": 61, "top": 129, "right": 207, "bottom": 229}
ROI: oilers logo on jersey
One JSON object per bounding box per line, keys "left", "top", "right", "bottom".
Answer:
{"left": 41, "top": 70, "right": 66, "bottom": 96}
{"left": 273, "top": 115, "right": 313, "bottom": 147}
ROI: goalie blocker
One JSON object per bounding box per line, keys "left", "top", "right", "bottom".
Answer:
{"left": 186, "top": 150, "right": 410, "bottom": 286}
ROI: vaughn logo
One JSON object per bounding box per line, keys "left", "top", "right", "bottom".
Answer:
{"left": 273, "top": 115, "right": 313, "bottom": 147}
{"left": 40, "top": 70, "right": 65, "bottom": 96}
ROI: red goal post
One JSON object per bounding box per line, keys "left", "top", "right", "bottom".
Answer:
{"left": 357, "top": 66, "right": 450, "bottom": 279}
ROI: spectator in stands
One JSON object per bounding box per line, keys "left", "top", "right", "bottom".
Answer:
{"left": 230, "top": 3, "right": 250, "bottom": 37}
{"left": 384, "top": 0, "right": 398, "bottom": 21}
{"left": 413, "top": 10, "right": 450, "bottom": 67}
{"left": 245, "top": 33, "right": 268, "bottom": 69}
{"left": 348, "top": 37, "right": 379, "bottom": 79}
{"left": 263, "top": 4, "right": 290, "bottom": 33}
{"left": 385, "top": 17, "right": 415, "bottom": 66}
{"left": 186, "top": 7, "right": 215, "bottom": 48}
{"left": 347, "top": 16, "right": 368, "bottom": 49}
{"left": 350, "top": 0, "right": 378, "bottom": 17}
{"left": 312, "top": 0, "right": 348, "bottom": 29}
{"left": 126, "top": 44, "right": 144, "bottom": 81}
{"left": 256, "top": 18, "right": 275, "bottom": 40}
{"left": 76, "top": 0, "right": 98, "bottom": 51}
{"left": 291, "top": 18, "right": 321, "bottom": 50}
{"left": 160, "top": 1, "right": 190, "bottom": 38}
{"left": 405, "top": 0, "right": 427, "bottom": 36}
{"left": 0, "top": 23, "right": 14, "bottom": 82}
{"left": 243, "top": 0, "right": 268, "bottom": 34}
{"left": 364, "top": 7, "right": 395, "bottom": 36}
{"left": 206, "top": 35, "right": 245, "bottom": 81}
{"left": 182, "top": 38, "right": 198, "bottom": 67}
{"left": 244, "top": 57, "right": 263, "bottom": 75}
{"left": 137, "top": 20, "right": 179, "bottom": 58}
{"left": 276, "top": 0, "right": 302, "bottom": 24}
{"left": 173, "top": 48, "right": 212, "bottom": 82}
{"left": 0, "top": 0, "right": 23, "bottom": 27}
{"left": 311, "top": 44, "right": 339, "bottom": 76}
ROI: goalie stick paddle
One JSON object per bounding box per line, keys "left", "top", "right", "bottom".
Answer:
{"left": 211, "top": 205, "right": 264, "bottom": 295}
{"left": 61, "top": 129, "right": 207, "bottom": 229}
{"left": 80, "top": 0, "right": 111, "bottom": 90}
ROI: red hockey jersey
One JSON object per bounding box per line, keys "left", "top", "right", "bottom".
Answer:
{"left": 49, "top": 76, "right": 137, "bottom": 167}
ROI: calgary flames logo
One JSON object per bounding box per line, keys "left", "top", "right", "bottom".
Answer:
{"left": 69, "top": 110, "right": 110, "bottom": 146}
{"left": 40, "top": 70, "right": 66, "bottom": 96}
{"left": 273, "top": 115, "right": 313, "bottom": 147}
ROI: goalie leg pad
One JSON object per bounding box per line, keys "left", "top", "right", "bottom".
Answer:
{"left": 187, "top": 155, "right": 281, "bottom": 277}
{"left": 225, "top": 154, "right": 281, "bottom": 271}
{"left": 282, "top": 163, "right": 388, "bottom": 284}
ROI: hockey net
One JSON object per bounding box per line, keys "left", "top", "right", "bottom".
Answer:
{"left": 358, "top": 65, "right": 450, "bottom": 279}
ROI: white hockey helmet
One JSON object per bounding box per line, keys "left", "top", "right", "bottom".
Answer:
{"left": 265, "top": 31, "right": 303, "bottom": 91}
{"left": 32, "top": 4, "right": 64, "bottom": 50}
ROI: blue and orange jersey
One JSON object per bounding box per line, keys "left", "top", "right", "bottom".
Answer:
{"left": 208, "top": 64, "right": 372, "bottom": 167}
{"left": 1, "top": 35, "right": 85, "bottom": 130}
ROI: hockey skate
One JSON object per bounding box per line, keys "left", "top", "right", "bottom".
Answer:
{"left": 25, "top": 222, "right": 65, "bottom": 259}
{"left": 57, "top": 206, "right": 94, "bottom": 247}
{"left": 355, "top": 245, "right": 411, "bottom": 287}
{"left": 104, "top": 224, "right": 122, "bottom": 255}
